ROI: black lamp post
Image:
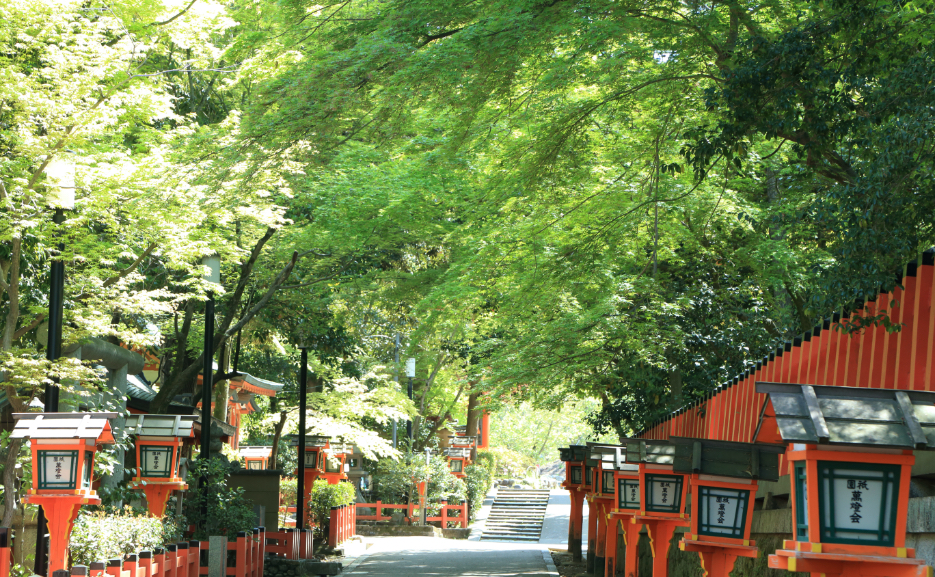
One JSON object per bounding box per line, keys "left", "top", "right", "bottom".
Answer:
{"left": 199, "top": 254, "right": 220, "bottom": 461}
{"left": 405, "top": 358, "right": 415, "bottom": 447}
{"left": 296, "top": 346, "right": 308, "bottom": 529}
{"left": 198, "top": 254, "right": 219, "bottom": 532}
{"left": 35, "top": 154, "right": 75, "bottom": 576}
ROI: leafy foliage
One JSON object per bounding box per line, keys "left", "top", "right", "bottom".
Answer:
{"left": 70, "top": 507, "right": 184, "bottom": 566}
{"left": 307, "top": 480, "right": 355, "bottom": 537}
{"left": 182, "top": 458, "right": 256, "bottom": 540}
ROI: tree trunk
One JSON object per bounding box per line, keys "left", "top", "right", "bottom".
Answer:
{"left": 213, "top": 341, "right": 231, "bottom": 421}
{"left": 1, "top": 438, "right": 23, "bottom": 526}
{"left": 269, "top": 410, "right": 288, "bottom": 469}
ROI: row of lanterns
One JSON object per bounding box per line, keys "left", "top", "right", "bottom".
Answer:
{"left": 560, "top": 383, "right": 935, "bottom": 577}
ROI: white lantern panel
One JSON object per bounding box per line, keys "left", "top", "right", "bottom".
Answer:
{"left": 304, "top": 450, "right": 319, "bottom": 468}
{"left": 819, "top": 462, "right": 899, "bottom": 546}
{"left": 140, "top": 445, "right": 173, "bottom": 477}
{"left": 644, "top": 474, "right": 683, "bottom": 514}
{"left": 698, "top": 486, "right": 749, "bottom": 539}
{"left": 38, "top": 450, "right": 78, "bottom": 490}
{"left": 618, "top": 477, "right": 640, "bottom": 510}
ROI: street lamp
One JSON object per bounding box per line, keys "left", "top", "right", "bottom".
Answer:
{"left": 35, "top": 153, "right": 76, "bottom": 576}
{"left": 199, "top": 253, "right": 220, "bottom": 461}
{"left": 296, "top": 346, "right": 309, "bottom": 529}
{"left": 405, "top": 358, "right": 415, "bottom": 446}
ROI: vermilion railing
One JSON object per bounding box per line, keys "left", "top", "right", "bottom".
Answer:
{"left": 355, "top": 500, "right": 469, "bottom": 528}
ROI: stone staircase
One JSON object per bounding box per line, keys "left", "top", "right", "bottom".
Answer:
{"left": 480, "top": 489, "right": 550, "bottom": 541}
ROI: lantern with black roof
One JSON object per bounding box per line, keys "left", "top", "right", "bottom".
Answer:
{"left": 125, "top": 415, "right": 198, "bottom": 517}
{"left": 607, "top": 445, "right": 641, "bottom": 577}
{"left": 584, "top": 444, "right": 618, "bottom": 576}
{"left": 622, "top": 438, "right": 690, "bottom": 577}
{"left": 10, "top": 412, "right": 117, "bottom": 574}
{"left": 755, "top": 382, "right": 935, "bottom": 577}
{"left": 670, "top": 437, "right": 784, "bottom": 577}
{"left": 291, "top": 435, "right": 354, "bottom": 527}
{"left": 559, "top": 445, "right": 588, "bottom": 562}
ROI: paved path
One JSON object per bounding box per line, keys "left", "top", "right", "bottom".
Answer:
{"left": 539, "top": 489, "right": 589, "bottom": 553}
{"left": 343, "top": 489, "right": 586, "bottom": 576}
{"left": 343, "top": 536, "right": 556, "bottom": 576}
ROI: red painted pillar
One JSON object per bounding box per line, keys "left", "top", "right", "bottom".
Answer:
{"left": 586, "top": 497, "right": 598, "bottom": 572}
{"left": 0, "top": 529, "right": 10, "bottom": 577}
{"left": 648, "top": 521, "right": 678, "bottom": 577}
{"left": 595, "top": 501, "right": 608, "bottom": 577}
{"left": 568, "top": 490, "right": 585, "bottom": 561}
{"left": 623, "top": 519, "right": 641, "bottom": 577}
{"left": 604, "top": 517, "right": 618, "bottom": 577}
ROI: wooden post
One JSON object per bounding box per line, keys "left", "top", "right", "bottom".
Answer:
{"left": 623, "top": 519, "right": 641, "bottom": 577}
{"left": 105, "top": 558, "right": 122, "bottom": 577}
{"left": 586, "top": 497, "right": 598, "bottom": 572}
{"left": 89, "top": 561, "right": 105, "bottom": 577}
{"left": 0, "top": 528, "right": 10, "bottom": 577}
{"left": 234, "top": 532, "right": 247, "bottom": 577}
{"left": 139, "top": 552, "right": 152, "bottom": 577}
{"left": 569, "top": 490, "right": 584, "bottom": 561}
{"left": 595, "top": 501, "right": 607, "bottom": 577}
{"left": 604, "top": 517, "right": 618, "bottom": 577}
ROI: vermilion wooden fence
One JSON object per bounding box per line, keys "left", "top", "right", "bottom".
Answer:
{"left": 355, "top": 499, "right": 469, "bottom": 528}
{"left": 0, "top": 528, "right": 286, "bottom": 577}
{"left": 328, "top": 505, "right": 356, "bottom": 546}
{"left": 639, "top": 251, "right": 935, "bottom": 443}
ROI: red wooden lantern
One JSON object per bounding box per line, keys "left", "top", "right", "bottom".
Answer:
{"left": 669, "top": 437, "right": 784, "bottom": 577}
{"left": 559, "top": 445, "right": 588, "bottom": 561}
{"left": 755, "top": 382, "right": 935, "bottom": 577}
{"left": 239, "top": 446, "right": 272, "bottom": 470}
{"left": 125, "top": 415, "right": 197, "bottom": 517}
{"left": 622, "top": 439, "right": 691, "bottom": 577}
{"left": 291, "top": 436, "right": 354, "bottom": 527}
{"left": 11, "top": 412, "right": 117, "bottom": 574}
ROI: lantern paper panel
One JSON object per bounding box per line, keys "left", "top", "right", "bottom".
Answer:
{"left": 570, "top": 465, "right": 582, "bottom": 484}
{"left": 618, "top": 478, "right": 640, "bottom": 509}
{"left": 82, "top": 451, "right": 93, "bottom": 489}
{"left": 325, "top": 456, "right": 342, "bottom": 473}
{"left": 794, "top": 463, "right": 809, "bottom": 540}
{"left": 451, "top": 460, "right": 463, "bottom": 473}
{"left": 644, "top": 474, "right": 683, "bottom": 514}
{"left": 817, "top": 462, "right": 899, "bottom": 546}
{"left": 602, "top": 471, "right": 615, "bottom": 495}
{"left": 39, "top": 450, "right": 78, "bottom": 490}
{"left": 304, "top": 450, "right": 320, "bottom": 468}
{"left": 247, "top": 461, "right": 262, "bottom": 470}
{"left": 698, "top": 486, "right": 749, "bottom": 539}
{"left": 140, "top": 446, "right": 173, "bottom": 477}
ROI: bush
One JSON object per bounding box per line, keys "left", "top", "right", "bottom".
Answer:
{"left": 183, "top": 457, "right": 257, "bottom": 540}
{"left": 70, "top": 507, "right": 183, "bottom": 566}
{"left": 464, "top": 464, "right": 492, "bottom": 522}
{"left": 474, "top": 450, "right": 497, "bottom": 478}
{"left": 279, "top": 477, "right": 298, "bottom": 526}
{"left": 487, "top": 447, "right": 536, "bottom": 478}
{"left": 308, "top": 480, "right": 355, "bottom": 539}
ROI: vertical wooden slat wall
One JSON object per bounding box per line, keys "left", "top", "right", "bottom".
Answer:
{"left": 637, "top": 252, "right": 935, "bottom": 442}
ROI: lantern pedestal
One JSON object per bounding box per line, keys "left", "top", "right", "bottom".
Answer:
{"left": 130, "top": 480, "right": 187, "bottom": 517}
{"left": 768, "top": 543, "right": 932, "bottom": 577}
{"left": 24, "top": 494, "right": 98, "bottom": 574}
{"left": 680, "top": 538, "right": 758, "bottom": 577}
{"left": 620, "top": 515, "right": 642, "bottom": 577}
{"left": 634, "top": 515, "right": 689, "bottom": 577}
{"left": 568, "top": 489, "right": 585, "bottom": 561}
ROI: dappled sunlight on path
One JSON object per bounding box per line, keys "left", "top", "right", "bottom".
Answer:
{"left": 344, "top": 536, "right": 554, "bottom": 577}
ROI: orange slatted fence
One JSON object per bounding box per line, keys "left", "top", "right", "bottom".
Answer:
{"left": 638, "top": 251, "right": 935, "bottom": 443}
{"left": 0, "top": 528, "right": 268, "bottom": 577}
{"left": 354, "top": 500, "right": 469, "bottom": 528}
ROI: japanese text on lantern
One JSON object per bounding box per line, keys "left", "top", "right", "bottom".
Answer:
{"left": 716, "top": 495, "right": 729, "bottom": 524}
{"left": 847, "top": 479, "right": 869, "bottom": 524}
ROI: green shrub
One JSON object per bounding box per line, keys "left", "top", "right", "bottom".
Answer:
{"left": 487, "top": 447, "right": 536, "bottom": 478}
{"left": 183, "top": 457, "right": 257, "bottom": 540}
{"left": 464, "top": 464, "right": 492, "bottom": 522}
{"left": 70, "top": 507, "right": 183, "bottom": 566}
{"left": 279, "top": 477, "right": 298, "bottom": 526}
{"left": 474, "top": 450, "right": 497, "bottom": 478}
{"left": 308, "top": 480, "right": 356, "bottom": 539}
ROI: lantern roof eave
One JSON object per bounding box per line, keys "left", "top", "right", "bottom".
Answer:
{"left": 754, "top": 382, "right": 935, "bottom": 450}
{"left": 11, "top": 412, "right": 118, "bottom": 443}
{"left": 669, "top": 436, "right": 785, "bottom": 481}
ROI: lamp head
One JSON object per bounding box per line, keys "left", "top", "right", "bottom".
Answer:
{"left": 202, "top": 254, "right": 221, "bottom": 285}
{"left": 45, "top": 154, "right": 76, "bottom": 210}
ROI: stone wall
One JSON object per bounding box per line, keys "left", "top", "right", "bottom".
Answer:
{"left": 228, "top": 470, "right": 282, "bottom": 530}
